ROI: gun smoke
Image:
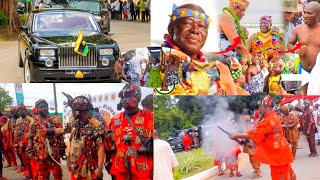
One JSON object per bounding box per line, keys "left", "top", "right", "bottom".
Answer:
{"left": 197, "top": 96, "right": 248, "bottom": 158}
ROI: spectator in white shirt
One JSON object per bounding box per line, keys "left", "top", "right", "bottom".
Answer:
{"left": 154, "top": 130, "right": 179, "bottom": 180}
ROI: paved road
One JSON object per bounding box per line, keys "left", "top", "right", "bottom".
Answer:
{"left": 214, "top": 135, "right": 320, "bottom": 180}
{"left": 0, "top": 20, "right": 150, "bottom": 82}
{"left": 2, "top": 160, "right": 112, "bottom": 180}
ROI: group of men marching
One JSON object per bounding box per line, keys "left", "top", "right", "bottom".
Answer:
{"left": 0, "top": 83, "right": 153, "bottom": 180}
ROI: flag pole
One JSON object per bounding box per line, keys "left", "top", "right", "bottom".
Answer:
{"left": 53, "top": 83, "right": 58, "bottom": 116}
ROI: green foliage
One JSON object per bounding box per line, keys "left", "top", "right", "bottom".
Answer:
{"left": 154, "top": 96, "right": 204, "bottom": 139}
{"left": 20, "top": 13, "right": 28, "bottom": 25}
{"left": 174, "top": 148, "right": 213, "bottom": 179}
{"left": 0, "top": 11, "right": 9, "bottom": 28}
{"left": 20, "top": 14, "right": 28, "bottom": 23}
{"left": 0, "top": 86, "right": 14, "bottom": 111}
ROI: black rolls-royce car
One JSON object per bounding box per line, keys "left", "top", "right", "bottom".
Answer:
{"left": 68, "top": 0, "right": 110, "bottom": 34}
{"left": 18, "top": 9, "right": 120, "bottom": 82}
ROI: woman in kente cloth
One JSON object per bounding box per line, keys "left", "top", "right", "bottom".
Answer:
{"left": 162, "top": 54, "right": 181, "bottom": 90}
{"left": 148, "top": 57, "right": 162, "bottom": 88}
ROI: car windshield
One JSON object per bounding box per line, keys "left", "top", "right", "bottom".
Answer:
{"left": 33, "top": 12, "right": 99, "bottom": 32}
{"left": 69, "top": 1, "right": 99, "bottom": 12}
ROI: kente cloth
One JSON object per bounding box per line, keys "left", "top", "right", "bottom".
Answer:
{"left": 250, "top": 30, "right": 284, "bottom": 61}
{"left": 268, "top": 74, "right": 281, "bottom": 96}
{"left": 166, "top": 71, "right": 181, "bottom": 86}
{"left": 247, "top": 111, "right": 294, "bottom": 166}
{"left": 184, "top": 70, "right": 211, "bottom": 95}
{"left": 250, "top": 71, "right": 264, "bottom": 94}
{"left": 148, "top": 67, "right": 162, "bottom": 88}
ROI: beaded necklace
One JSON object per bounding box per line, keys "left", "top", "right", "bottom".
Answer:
{"left": 223, "top": 7, "right": 247, "bottom": 46}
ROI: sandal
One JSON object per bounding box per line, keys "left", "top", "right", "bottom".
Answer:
{"left": 251, "top": 173, "right": 262, "bottom": 179}
{"left": 229, "top": 172, "right": 234, "bottom": 177}
{"left": 13, "top": 166, "right": 18, "bottom": 170}
{"left": 236, "top": 172, "right": 242, "bottom": 177}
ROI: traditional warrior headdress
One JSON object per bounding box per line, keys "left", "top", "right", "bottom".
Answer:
{"left": 259, "top": 96, "right": 275, "bottom": 107}
{"left": 35, "top": 99, "right": 48, "bottom": 108}
{"left": 169, "top": 4, "right": 212, "bottom": 26}
{"left": 117, "top": 83, "right": 142, "bottom": 111}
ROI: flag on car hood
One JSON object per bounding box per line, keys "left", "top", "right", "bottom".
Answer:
{"left": 74, "top": 30, "right": 89, "bottom": 56}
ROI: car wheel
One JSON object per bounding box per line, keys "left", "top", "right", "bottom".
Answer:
{"left": 18, "top": 45, "right": 23, "bottom": 67}
{"left": 24, "top": 58, "right": 32, "bottom": 83}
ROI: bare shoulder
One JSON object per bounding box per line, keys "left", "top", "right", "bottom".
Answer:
{"left": 294, "top": 24, "right": 305, "bottom": 32}
{"left": 217, "top": 13, "right": 233, "bottom": 25}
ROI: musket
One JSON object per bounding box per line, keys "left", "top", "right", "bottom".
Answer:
{"left": 217, "top": 126, "right": 253, "bottom": 148}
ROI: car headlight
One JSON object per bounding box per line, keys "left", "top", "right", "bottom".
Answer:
{"left": 40, "top": 49, "right": 55, "bottom": 56}
{"left": 95, "top": 16, "right": 102, "bottom": 21}
{"left": 99, "top": 49, "right": 113, "bottom": 55}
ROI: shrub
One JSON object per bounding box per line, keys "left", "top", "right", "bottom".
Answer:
{"left": 20, "top": 13, "right": 28, "bottom": 25}
{"left": 174, "top": 148, "right": 213, "bottom": 179}
{"left": 0, "top": 11, "right": 9, "bottom": 28}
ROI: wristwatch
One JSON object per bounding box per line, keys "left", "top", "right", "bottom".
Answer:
{"left": 97, "top": 166, "right": 104, "bottom": 171}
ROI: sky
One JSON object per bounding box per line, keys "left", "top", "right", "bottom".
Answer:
{"left": 0, "top": 83, "right": 153, "bottom": 112}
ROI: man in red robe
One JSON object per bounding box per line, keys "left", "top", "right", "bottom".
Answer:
{"left": 182, "top": 130, "right": 192, "bottom": 151}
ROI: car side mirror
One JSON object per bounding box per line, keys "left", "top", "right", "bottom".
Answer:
{"left": 20, "top": 26, "right": 28, "bottom": 33}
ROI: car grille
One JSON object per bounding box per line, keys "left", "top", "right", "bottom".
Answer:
{"left": 58, "top": 45, "right": 97, "bottom": 68}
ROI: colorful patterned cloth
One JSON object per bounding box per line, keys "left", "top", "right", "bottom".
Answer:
{"left": 231, "top": 68, "right": 242, "bottom": 80}
{"left": 166, "top": 71, "right": 181, "bottom": 86}
{"left": 250, "top": 30, "right": 284, "bottom": 61}
{"left": 250, "top": 71, "right": 264, "bottom": 94}
{"left": 169, "top": 4, "right": 211, "bottom": 26}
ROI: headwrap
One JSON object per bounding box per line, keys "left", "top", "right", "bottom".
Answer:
{"left": 260, "top": 16, "right": 272, "bottom": 23}
{"left": 169, "top": 4, "right": 211, "bottom": 26}
{"left": 230, "top": 63, "right": 242, "bottom": 80}
{"left": 259, "top": 96, "right": 274, "bottom": 107}
{"left": 230, "top": 0, "right": 249, "bottom": 9}
{"left": 0, "top": 116, "right": 8, "bottom": 123}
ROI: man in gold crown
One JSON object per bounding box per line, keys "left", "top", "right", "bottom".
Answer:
{"left": 163, "top": 3, "right": 237, "bottom": 95}
{"left": 217, "top": 0, "right": 252, "bottom": 63}
{"left": 247, "top": 16, "right": 285, "bottom": 63}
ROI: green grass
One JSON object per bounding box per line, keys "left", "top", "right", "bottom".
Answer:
{"left": 174, "top": 148, "right": 214, "bottom": 180}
